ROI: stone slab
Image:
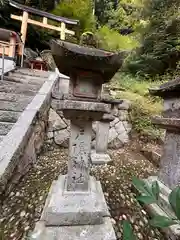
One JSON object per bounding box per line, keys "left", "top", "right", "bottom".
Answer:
{"left": 0, "top": 81, "right": 37, "bottom": 96}
{"left": 14, "top": 68, "right": 52, "bottom": 78}
{"left": 0, "top": 122, "right": 14, "bottom": 135}
{"left": 0, "top": 80, "right": 41, "bottom": 91}
{"left": 0, "top": 99, "right": 31, "bottom": 112}
{"left": 52, "top": 100, "right": 111, "bottom": 113}
{"left": 91, "top": 151, "right": 112, "bottom": 165}
{"left": 31, "top": 217, "right": 116, "bottom": 240}
{"left": 41, "top": 175, "right": 110, "bottom": 226}
{"left": 0, "top": 111, "right": 21, "bottom": 123}
{"left": 0, "top": 135, "right": 4, "bottom": 143}
{"left": 3, "top": 76, "right": 45, "bottom": 86}
{"left": 0, "top": 92, "right": 32, "bottom": 102}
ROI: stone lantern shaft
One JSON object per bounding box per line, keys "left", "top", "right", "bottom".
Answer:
{"left": 67, "top": 120, "right": 91, "bottom": 191}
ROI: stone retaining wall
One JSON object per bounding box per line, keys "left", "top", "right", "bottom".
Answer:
{"left": 46, "top": 99, "right": 132, "bottom": 149}
{"left": 0, "top": 72, "right": 59, "bottom": 196}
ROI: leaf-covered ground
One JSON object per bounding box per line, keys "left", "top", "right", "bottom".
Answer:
{"left": 0, "top": 143, "right": 165, "bottom": 239}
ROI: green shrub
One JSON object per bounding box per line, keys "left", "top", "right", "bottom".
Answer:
{"left": 52, "top": 0, "right": 96, "bottom": 34}
{"left": 112, "top": 73, "right": 163, "bottom": 140}
{"left": 125, "top": 0, "right": 180, "bottom": 77}
{"left": 96, "top": 26, "right": 139, "bottom": 51}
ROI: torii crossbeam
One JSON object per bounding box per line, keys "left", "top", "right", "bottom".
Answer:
{"left": 9, "top": 0, "right": 79, "bottom": 50}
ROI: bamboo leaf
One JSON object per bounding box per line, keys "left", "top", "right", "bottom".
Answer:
{"left": 132, "top": 176, "right": 153, "bottom": 196}
{"left": 123, "top": 220, "right": 137, "bottom": 240}
{"left": 149, "top": 215, "right": 177, "bottom": 228}
{"left": 151, "top": 181, "right": 160, "bottom": 200}
{"left": 136, "top": 195, "right": 156, "bottom": 204}
{"left": 169, "top": 187, "right": 180, "bottom": 220}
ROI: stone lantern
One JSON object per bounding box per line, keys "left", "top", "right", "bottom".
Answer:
{"left": 31, "top": 40, "right": 123, "bottom": 239}
{"left": 146, "top": 78, "right": 180, "bottom": 238}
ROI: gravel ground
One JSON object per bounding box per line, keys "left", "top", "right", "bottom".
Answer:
{"left": 1, "top": 143, "right": 165, "bottom": 240}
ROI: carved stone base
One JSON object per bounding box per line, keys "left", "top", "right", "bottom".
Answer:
{"left": 30, "top": 217, "right": 116, "bottom": 240}
{"left": 40, "top": 175, "right": 110, "bottom": 226}
{"left": 91, "top": 150, "right": 112, "bottom": 165}
{"left": 144, "top": 176, "right": 180, "bottom": 240}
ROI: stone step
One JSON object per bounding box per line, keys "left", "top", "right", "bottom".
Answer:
{"left": 0, "top": 81, "right": 39, "bottom": 96}
{"left": 0, "top": 92, "right": 32, "bottom": 102}
{"left": 8, "top": 71, "right": 47, "bottom": 80}
{"left": 0, "top": 111, "right": 21, "bottom": 123}
{"left": 0, "top": 80, "right": 41, "bottom": 91}
{"left": 9, "top": 71, "right": 48, "bottom": 79}
{"left": 0, "top": 135, "right": 4, "bottom": 142}
{"left": 0, "top": 122, "right": 14, "bottom": 135}
{"left": 14, "top": 68, "right": 51, "bottom": 78}
{"left": 3, "top": 76, "right": 44, "bottom": 86}
{"left": 0, "top": 98, "right": 32, "bottom": 112}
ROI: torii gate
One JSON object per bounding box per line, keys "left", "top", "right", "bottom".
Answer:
{"left": 9, "top": 0, "right": 79, "bottom": 52}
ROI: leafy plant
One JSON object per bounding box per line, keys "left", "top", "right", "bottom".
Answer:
{"left": 132, "top": 177, "right": 180, "bottom": 228}
{"left": 123, "top": 220, "right": 137, "bottom": 240}
{"left": 96, "top": 25, "right": 139, "bottom": 51}
{"left": 132, "top": 176, "right": 159, "bottom": 204}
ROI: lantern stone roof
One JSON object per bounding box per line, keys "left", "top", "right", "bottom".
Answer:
{"left": 149, "top": 77, "right": 180, "bottom": 98}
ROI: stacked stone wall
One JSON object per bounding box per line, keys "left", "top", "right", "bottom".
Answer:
{"left": 47, "top": 99, "right": 132, "bottom": 149}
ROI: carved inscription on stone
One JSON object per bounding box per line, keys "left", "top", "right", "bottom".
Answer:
{"left": 67, "top": 121, "right": 92, "bottom": 191}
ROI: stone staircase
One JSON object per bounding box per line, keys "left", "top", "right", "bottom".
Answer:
{"left": 0, "top": 68, "right": 51, "bottom": 144}
{"left": 0, "top": 68, "right": 59, "bottom": 195}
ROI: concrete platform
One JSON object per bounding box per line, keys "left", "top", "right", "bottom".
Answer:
{"left": 41, "top": 175, "right": 110, "bottom": 226}
{"left": 31, "top": 217, "right": 116, "bottom": 240}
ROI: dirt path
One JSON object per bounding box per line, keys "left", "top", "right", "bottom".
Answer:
{"left": 1, "top": 143, "right": 164, "bottom": 240}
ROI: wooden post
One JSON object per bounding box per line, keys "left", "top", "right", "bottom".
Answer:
{"left": 60, "top": 22, "right": 66, "bottom": 40}
{"left": 43, "top": 17, "right": 47, "bottom": 24}
{"left": 20, "top": 11, "right": 29, "bottom": 46}
{"left": 9, "top": 36, "right": 16, "bottom": 57}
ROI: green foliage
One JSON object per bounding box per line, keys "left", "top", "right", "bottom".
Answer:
{"left": 126, "top": 0, "right": 180, "bottom": 76}
{"left": 96, "top": 26, "right": 139, "bottom": 51}
{"left": 132, "top": 176, "right": 159, "bottom": 204}
{"left": 169, "top": 187, "right": 180, "bottom": 220}
{"left": 149, "top": 216, "right": 177, "bottom": 228}
{"left": 122, "top": 178, "right": 180, "bottom": 238}
{"left": 152, "top": 181, "right": 160, "bottom": 201}
{"left": 53, "top": 0, "right": 96, "bottom": 33}
{"left": 113, "top": 73, "right": 162, "bottom": 140}
{"left": 95, "top": 0, "right": 115, "bottom": 25}
{"left": 107, "top": 0, "right": 144, "bottom": 32}
{"left": 132, "top": 177, "right": 180, "bottom": 229}
{"left": 122, "top": 220, "right": 137, "bottom": 240}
